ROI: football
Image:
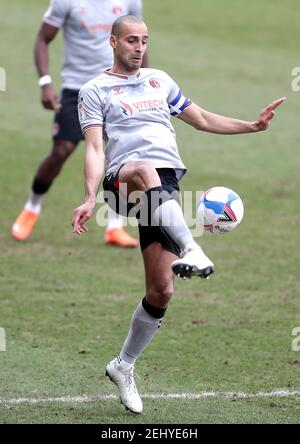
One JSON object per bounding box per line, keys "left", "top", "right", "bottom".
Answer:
{"left": 197, "top": 186, "right": 244, "bottom": 234}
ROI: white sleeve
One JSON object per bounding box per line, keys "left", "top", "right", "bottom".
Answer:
{"left": 43, "top": 0, "right": 71, "bottom": 28}
{"left": 78, "top": 86, "right": 103, "bottom": 134}
{"left": 128, "top": 0, "right": 143, "bottom": 17}
{"left": 166, "top": 74, "right": 192, "bottom": 117}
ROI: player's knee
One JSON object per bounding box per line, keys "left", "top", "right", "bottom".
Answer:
{"left": 51, "top": 141, "right": 76, "bottom": 165}
{"left": 133, "top": 162, "right": 160, "bottom": 190}
{"left": 147, "top": 285, "right": 173, "bottom": 308}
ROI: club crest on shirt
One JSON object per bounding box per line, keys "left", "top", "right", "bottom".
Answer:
{"left": 112, "top": 5, "right": 123, "bottom": 15}
{"left": 113, "top": 87, "right": 124, "bottom": 95}
{"left": 149, "top": 79, "right": 160, "bottom": 89}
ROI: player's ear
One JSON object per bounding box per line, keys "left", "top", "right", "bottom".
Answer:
{"left": 110, "top": 34, "right": 117, "bottom": 49}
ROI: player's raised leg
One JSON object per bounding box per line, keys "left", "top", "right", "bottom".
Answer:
{"left": 118, "top": 160, "right": 215, "bottom": 279}
{"left": 106, "top": 242, "right": 175, "bottom": 414}
{"left": 12, "top": 139, "right": 77, "bottom": 241}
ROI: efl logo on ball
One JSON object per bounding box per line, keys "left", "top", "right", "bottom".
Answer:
{"left": 197, "top": 186, "right": 244, "bottom": 234}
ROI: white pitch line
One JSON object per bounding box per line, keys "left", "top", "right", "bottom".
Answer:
{"left": 1, "top": 390, "right": 300, "bottom": 406}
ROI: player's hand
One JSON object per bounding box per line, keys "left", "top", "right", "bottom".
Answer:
{"left": 41, "top": 84, "right": 62, "bottom": 112}
{"left": 255, "top": 97, "right": 286, "bottom": 131}
{"left": 72, "top": 200, "right": 96, "bottom": 236}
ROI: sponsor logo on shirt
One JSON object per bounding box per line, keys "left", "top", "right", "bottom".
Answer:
{"left": 119, "top": 98, "right": 165, "bottom": 116}
{"left": 79, "top": 22, "right": 112, "bottom": 35}
{"left": 120, "top": 100, "right": 133, "bottom": 116}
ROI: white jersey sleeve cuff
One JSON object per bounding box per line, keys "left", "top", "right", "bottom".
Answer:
{"left": 43, "top": 18, "right": 63, "bottom": 28}
{"left": 82, "top": 124, "right": 103, "bottom": 134}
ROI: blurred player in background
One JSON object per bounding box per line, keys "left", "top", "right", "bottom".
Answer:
{"left": 12, "top": 0, "right": 147, "bottom": 247}
{"left": 72, "top": 16, "right": 284, "bottom": 414}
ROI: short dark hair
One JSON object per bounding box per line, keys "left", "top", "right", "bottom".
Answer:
{"left": 111, "top": 15, "right": 145, "bottom": 38}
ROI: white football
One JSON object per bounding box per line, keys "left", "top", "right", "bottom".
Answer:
{"left": 197, "top": 186, "right": 244, "bottom": 234}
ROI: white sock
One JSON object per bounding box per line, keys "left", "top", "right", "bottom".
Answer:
{"left": 24, "top": 192, "right": 45, "bottom": 214}
{"left": 119, "top": 300, "right": 164, "bottom": 365}
{"left": 107, "top": 208, "right": 123, "bottom": 230}
{"left": 153, "top": 199, "right": 199, "bottom": 251}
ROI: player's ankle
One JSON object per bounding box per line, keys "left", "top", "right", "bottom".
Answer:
{"left": 24, "top": 201, "right": 42, "bottom": 215}
{"left": 117, "top": 355, "right": 135, "bottom": 371}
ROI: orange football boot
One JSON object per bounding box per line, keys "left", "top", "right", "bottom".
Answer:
{"left": 11, "top": 209, "right": 39, "bottom": 241}
{"left": 104, "top": 227, "right": 138, "bottom": 248}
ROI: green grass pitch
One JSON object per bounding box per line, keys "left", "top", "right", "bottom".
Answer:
{"left": 0, "top": 0, "right": 300, "bottom": 424}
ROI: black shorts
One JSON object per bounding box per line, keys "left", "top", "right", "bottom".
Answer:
{"left": 103, "top": 168, "right": 181, "bottom": 257}
{"left": 52, "top": 89, "right": 83, "bottom": 143}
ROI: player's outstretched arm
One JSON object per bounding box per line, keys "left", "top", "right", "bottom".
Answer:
{"left": 178, "top": 97, "right": 285, "bottom": 135}
{"left": 72, "top": 127, "right": 105, "bottom": 236}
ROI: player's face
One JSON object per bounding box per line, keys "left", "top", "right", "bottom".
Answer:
{"left": 112, "top": 22, "right": 148, "bottom": 72}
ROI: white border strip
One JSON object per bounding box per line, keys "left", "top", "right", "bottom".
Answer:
{"left": 1, "top": 390, "right": 300, "bottom": 406}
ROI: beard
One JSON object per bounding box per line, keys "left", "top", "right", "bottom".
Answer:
{"left": 118, "top": 54, "right": 142, "bottom": 72}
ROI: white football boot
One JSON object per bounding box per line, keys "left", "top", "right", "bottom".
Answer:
{"left": 172, "top": 245, "right": 215, "bottom": 279}
{"left": 105, "top": 358, "right": 143, "bottom": 414}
